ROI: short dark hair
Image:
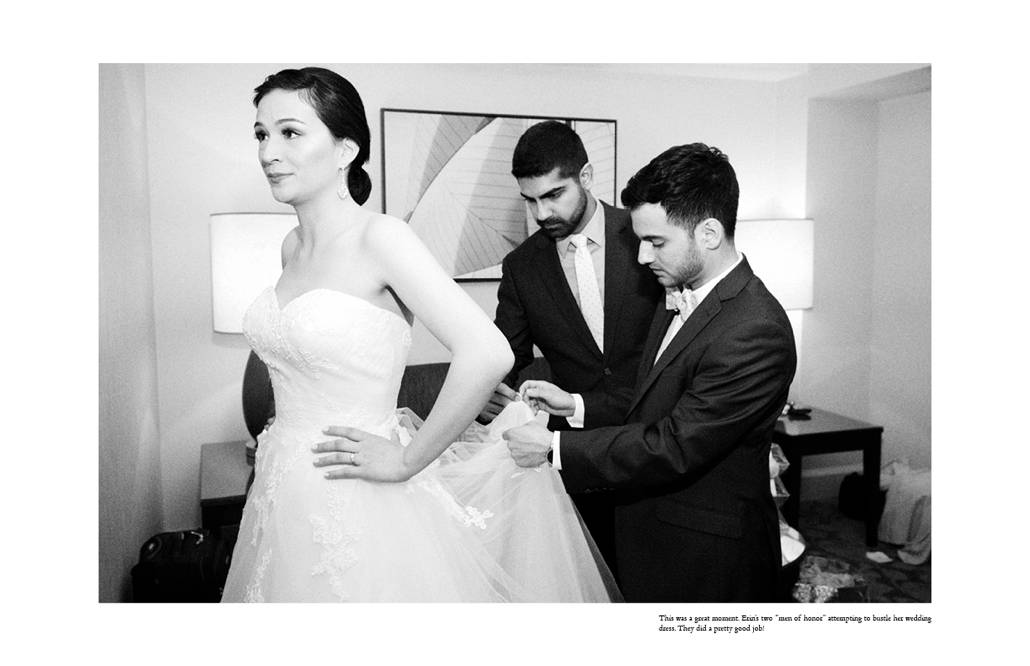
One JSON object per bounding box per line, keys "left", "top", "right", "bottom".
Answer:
{"left": 620, "top": 143, "right": 739, "bottom": 238}
{"left": 511, "top": 120, "right": 589, "bottom": 180}
{"left": 253, "top": 67, "right": 372, "bottom": 205}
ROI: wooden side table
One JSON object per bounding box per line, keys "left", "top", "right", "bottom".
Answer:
{"left": 773, "top": 408, "right": 884, "bottom": 546}
{"left": 200, "top": 440, "right": 253, "bottom": 530}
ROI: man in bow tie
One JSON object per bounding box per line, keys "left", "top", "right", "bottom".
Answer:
{"left": 505, "top": 143, "right": 797, "bottom": 602}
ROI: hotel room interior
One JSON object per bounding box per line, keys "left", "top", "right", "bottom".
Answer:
{"left": 99, "top": 63, "right": 931, "bottom": 603}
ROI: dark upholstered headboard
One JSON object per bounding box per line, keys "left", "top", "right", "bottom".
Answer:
{"left": 243, "top": 351, "right": 275, "bottom": 439}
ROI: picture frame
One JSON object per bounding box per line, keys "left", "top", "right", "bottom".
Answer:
{"left": 381, "top": 108, "right": 617, "bottom": 281}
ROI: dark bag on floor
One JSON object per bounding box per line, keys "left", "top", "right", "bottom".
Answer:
{"left": 838, "top": 473, "right": 886, "bottom": 521}
{"left": 131, "top": 529, "right": 231, "bottom": 602}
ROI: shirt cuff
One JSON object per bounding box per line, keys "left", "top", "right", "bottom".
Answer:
{"left": 565, "top": 393, "right": 585, "bottom": 429}
{"left": 551, "top": 430, "right": 562, "bottom": 470}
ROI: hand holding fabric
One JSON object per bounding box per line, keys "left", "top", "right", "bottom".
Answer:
{"left": 503, "top": 420, "right": 553, "bottom": 468}
{"left": 477, "top": 383, "right": 519, "bottom": 423}
{"left": 519, "top": 379, "right": 575, "bottom": 417}
{"left": 313, "top": 426, "right": 413, "bottom": 482}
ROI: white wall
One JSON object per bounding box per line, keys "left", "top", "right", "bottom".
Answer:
{"left": 143, "top": 64, "right": 786, "bottom": 529}
{"left": 795, "top": 98, "right": 881, "bottom": 495}
{"left": 871, "top": 91, "right": 931, "bottom": 468}
{"left": 766, "top": 64, "right": 928, "bottom": 223}
{"left": 99, "top": 64, "right": 163, "bottom": 601}
{"left": 794, "top": 81, "right": 931, "bottom": 497}
{"left": 803, "top": 99, "right": 880, "bottom": 417}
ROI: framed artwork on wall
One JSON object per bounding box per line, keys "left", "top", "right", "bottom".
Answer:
{"left": 381, "top": 108, "right": 617, "bottom": 281}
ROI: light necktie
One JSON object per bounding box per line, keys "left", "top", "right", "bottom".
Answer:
{"left": 570, "top": 233, "right": 604, "bottom": 352}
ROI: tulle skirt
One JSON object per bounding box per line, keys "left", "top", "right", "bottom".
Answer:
{"left": 221, "top": 402, "right": 618, "bottom": 602}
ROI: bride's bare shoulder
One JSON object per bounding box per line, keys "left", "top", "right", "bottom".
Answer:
{"left": 362, "top": 213, "right": 422, "bottom": 249}
{"left": 360, "top": 213, "right": 443, "bottom": 281}
{"left": 365, "top": 212, "right": 412, "bottom": 235}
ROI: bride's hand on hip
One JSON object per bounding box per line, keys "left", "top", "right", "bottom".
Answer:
{"left": 313, "top": 426, "right": 413, "bottom": 482}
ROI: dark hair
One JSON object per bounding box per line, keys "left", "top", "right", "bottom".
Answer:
{"left": 511, "top": 120, "right": 589, "bottom": 180}
{"left": 253, "top": 67, "right": 372, "bottom": 205}
{"left": 620, "top": 143, "right": 739, "bottom": 238}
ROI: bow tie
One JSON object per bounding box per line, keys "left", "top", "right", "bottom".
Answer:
{"left": 665, "top": 287, "right": 699, "bottom": 322}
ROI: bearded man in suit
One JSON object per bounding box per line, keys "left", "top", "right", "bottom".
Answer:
{"left": 505, "top": 143, "right": 796, "bottom": 602}
{"left": 478, "top": 121, "right": 661, "bottom": 575}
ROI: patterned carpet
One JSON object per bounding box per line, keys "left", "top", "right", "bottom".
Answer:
{"left": 792, "top": 500, "right": 930, "bottom": 603}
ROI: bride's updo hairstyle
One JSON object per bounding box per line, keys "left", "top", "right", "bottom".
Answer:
{"left": 254, "top": 67, "right": 372, "bottom": 205}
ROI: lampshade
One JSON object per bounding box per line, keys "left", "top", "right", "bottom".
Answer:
{"left": 210, "top": 213, "right": 298, "bottom": 333}
{"left": 734, "top": 219, "right": 814, "bottom": 310}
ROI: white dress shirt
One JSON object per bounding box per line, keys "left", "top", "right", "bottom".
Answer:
{"left": 551, "top": 252, "right": 744, "bottom": 469}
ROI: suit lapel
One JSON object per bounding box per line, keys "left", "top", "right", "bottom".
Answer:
{"left": 601, "top": 204, "right": 632, "bottom": 358}
{"left": 650, "top": 297, "right": 721, "bottom": 378}
{"left": 626, "top": 299, "right": 719, "bottom": 416}
{"left": 626, "top": 257, "right": 755, "bottom": 417}
{"left": 636, "top": 299, "right": 673, "bottom": 385}
{"left": 531, "top": 233, "right": 602, "bottom": 359}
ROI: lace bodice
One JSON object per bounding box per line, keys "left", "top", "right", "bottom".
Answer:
{"left": 243, "top": 287, "right": 412, "bottom": 439}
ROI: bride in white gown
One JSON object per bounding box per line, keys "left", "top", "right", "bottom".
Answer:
{"left": 220, "top": 67, "right": 616, "bottom": 602}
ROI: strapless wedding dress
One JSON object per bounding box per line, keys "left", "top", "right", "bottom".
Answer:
{"left": 220, "top": 287, "right": 616, "bottom": 602}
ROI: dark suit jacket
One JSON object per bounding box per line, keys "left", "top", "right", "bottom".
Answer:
{"left": 558, "top": 257, "right": 797, "bottom": 602}
{"left": 495, "top": 202, "right": 662, "bottom": 430}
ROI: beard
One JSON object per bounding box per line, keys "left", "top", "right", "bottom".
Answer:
{"left": 665, "top": 239, "right": 706, "bottom": 289}
{"left": 536, "top": 187, "right": 588, "bottom": 240}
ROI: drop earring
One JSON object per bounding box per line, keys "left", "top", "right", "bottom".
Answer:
{"left": 337, "top": 168, "right": 350, "bottom": 201}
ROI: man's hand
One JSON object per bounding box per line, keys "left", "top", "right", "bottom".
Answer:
{"left": 477, "top": 383, "right": 518, "bottom": 423}
{"left": 519, "top": 380, "right": 575, "bottom": 417}
{"left": 503, "top": 421, "right": 553, "bottom": 468}
{"left": 313, "top": 426, "right": 413, "bottom": 482}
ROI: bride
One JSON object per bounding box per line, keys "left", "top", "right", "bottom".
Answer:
{"left": 220, "top": 67, "right": 616, "bottom": 602}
